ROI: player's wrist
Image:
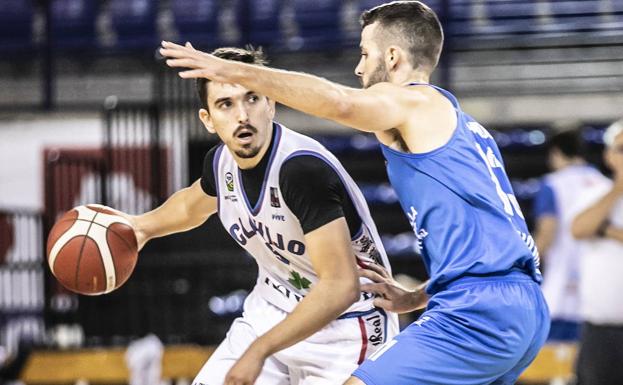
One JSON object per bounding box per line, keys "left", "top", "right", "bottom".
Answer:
{"left": 247, "top": 338, "right": 274, "bottom": 359}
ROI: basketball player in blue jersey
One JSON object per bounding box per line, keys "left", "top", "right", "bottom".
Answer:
{"left": 160, "top": 1, "right": 549, "bottom": 384}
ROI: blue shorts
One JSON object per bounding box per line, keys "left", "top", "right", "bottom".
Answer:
{"left": 353, "top": 271, "right": 550, "bottom": 385}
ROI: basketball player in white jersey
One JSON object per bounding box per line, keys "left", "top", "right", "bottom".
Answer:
{"left": 126, "top": 47, "right": 397, "bottom": 385}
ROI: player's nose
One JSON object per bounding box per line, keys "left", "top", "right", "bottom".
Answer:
{"left": 236, "top": 103, "right": 249, "bottom": 123}
{"left": 354, "top": 60, "right": 364, "bottom": 77}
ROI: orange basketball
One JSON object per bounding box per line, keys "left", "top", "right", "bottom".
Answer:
{"left": 46, "top": 204, "right": 138, "bottom": 295}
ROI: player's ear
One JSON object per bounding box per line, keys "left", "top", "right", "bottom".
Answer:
{"left": 198, "top": 108, "right": 216, "bottom": 134}
{"left": 385, "top": 46, "right": 401, "bottom": 72}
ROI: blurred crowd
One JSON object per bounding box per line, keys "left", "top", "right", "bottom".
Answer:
{"left": 533, "top": 118, "right": 623, "bottom": 385}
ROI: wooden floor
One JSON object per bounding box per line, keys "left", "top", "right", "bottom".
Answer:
{"left": 20, "top": 343, "right": 576, "bottom": 384}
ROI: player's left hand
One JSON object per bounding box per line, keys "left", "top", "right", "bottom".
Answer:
{"left": 159, "top": 41, "right": 230, "bottom": 82}
{"left": 360, "top": 263, "right": 428, "bottom": 313}
{"left": 224, "top": 345, "right": 267, "bottom": 385}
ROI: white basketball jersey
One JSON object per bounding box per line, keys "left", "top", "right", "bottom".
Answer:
{"left": 213, "top": 123, "right": 392, "bottom": 315}
{"left": 541, "top": 165, "right": 608, "bottom": 320}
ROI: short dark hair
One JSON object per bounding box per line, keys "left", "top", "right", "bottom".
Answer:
{"left": 196, "top": 46, "right": 267, "bottom": 109}
{"left": 547, "top": 130, "right": 585, "bottom": 159}
{"left": 360, "top": 1, "right": 443, "bottom": 71}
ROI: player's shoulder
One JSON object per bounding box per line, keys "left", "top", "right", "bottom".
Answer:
{"left": 280, "top": 154, "right": 334, "bottom": 182}
{"left": 367, "top": 82, "right": 429, "bottom": 105}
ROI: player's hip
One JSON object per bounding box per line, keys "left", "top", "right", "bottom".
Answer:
{"left": 422, "top": 271, "right": 550, "bottom": 348}
{"left": 243, "top": 288, "right": 398, "bottom": 346}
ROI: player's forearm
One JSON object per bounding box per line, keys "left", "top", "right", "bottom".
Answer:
{"left": 229, "top": 63, "right": 358, "bottom": 128}
{"left": 133, "top": 187, "right": 210, "bottom": 242}
{"left": 572, "top": 188, "right": 621, "bottom": 239}
{"left": 250, "top": 278, "right": 359, "bottom": 358}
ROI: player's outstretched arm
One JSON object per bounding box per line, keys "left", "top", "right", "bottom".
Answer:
{"left": 159, "top": 41, "right": 418, "bottom": 133}
{"left": 129, "top": 179, "right": 216, "bottom": 250}
{"left": 359, "top": 263, "right": 428, "bottom": 314}
{"left": 224, "top": 217, "right": 360, "bottom": 385}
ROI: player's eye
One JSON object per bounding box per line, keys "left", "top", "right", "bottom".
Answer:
{"left": 218, "top": 101, "right": 232, "bottom": 109}
{"left": 247, "top": 94, "right": 259, "bottom": 103}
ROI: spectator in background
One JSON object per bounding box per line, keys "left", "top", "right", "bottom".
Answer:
{"left": 571, "top": 118, "right": 623, "bottom": 385}
{"left": 533, "top": 127, "right": 602, "bottom": 341}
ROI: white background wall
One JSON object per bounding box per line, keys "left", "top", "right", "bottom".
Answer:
{"left": 0, "top": 112, "right": 102, "bottom": 211}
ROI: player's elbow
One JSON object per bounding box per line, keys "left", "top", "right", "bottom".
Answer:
{"left": 329, "top": 97, "right": 354, "bottom": 123}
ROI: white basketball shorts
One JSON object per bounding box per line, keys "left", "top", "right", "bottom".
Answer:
{"left": 192, "top": 290, "right": 397, "bottom": 385}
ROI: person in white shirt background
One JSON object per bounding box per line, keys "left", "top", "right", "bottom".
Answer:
{"left": 571, "top": 118, "right": 623, "bottom": 385}
{"left": 533, "top": 127, "right": 602, "bottom": 342}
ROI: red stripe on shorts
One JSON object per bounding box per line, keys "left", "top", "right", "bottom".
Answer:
{"left": 357, "top": 316, "right": 368, "bottom": 364}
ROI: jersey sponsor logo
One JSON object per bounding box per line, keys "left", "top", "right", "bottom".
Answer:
{"left": 228, "top": 216, "right": 306, "bottom": 265}
{"left": 365, "top": 312, "right": 386, "bottom": 347}
{"left": 270, "top": 187, "right": 281, "bottom": 208}
{"left": 225, "top": 172, "right": 234, "bottom": 192}
{"left": 224, "top": 195, "right": 238, "bottom": 202}
{"left": 272, "top": 214, "right": 285, "bottom": 221}
{"left": 407, "top": 206, "right": 428, "bottom": 254}
{"left": 414, "top": 315, "right": 431, "bottom": 326}
{"left": 288, "top": 270, "right": 311, "bottom": 290}
{"left": 264, "top": 275, "right": 304, "bottom": 302}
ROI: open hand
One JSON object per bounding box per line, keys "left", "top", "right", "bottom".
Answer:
{"left": 159, "top": 41, "right": 231, "bottom": 82}
{"left": 360, "top": 263, "right": 428, "bottom": 314}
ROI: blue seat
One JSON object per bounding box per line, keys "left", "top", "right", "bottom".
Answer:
{"left": 50, "top": 0, "right": 98, "bottom": 51}
{"left": 548, "top": 1, "right": 623, "bottom": 33}
{"left": 0, "top": 0, "right": 34, "bottom": 54}
{"left": 359, "top": 0, "right": 442, "bottom": 15}
{"left": 171, "top": 0, "right": 219, "bottom": 49}
{"left": 109, "top": 0, "right": 158, "bottom": 52}
{"left": 292, "top": 0, "right": 342, "bottom": 50}
{"left": 237, "top": 0, "right": 283, "bottom": 47}
{"left": 451, "top": 2, "right": 540, "bottom": 37}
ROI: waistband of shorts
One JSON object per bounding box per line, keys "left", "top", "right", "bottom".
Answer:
{"left": 337, "top": 307, "right": 385, "bottom": 320}
{"left": 442, "top": 269, "right": 535, "bottom": 291}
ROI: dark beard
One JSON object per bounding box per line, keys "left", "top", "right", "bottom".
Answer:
{"left": 233, "top": 124, "right": 260, "bottom": 158}
{"left": 363, "top": 61, "right": 389, "bottom": 88}
{"left": 234, "top": 145, "right": 262, "bottom": 159}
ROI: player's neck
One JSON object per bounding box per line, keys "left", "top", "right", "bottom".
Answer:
{"left": 391, "top": 69, "right": 430, "bottom": 86}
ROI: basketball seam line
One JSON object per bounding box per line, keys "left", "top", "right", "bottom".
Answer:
{"left": 64, "top": 217, "right": 136, "bottom": 252}
{"left": 50, "top": 234, "right": 84, "bottom": 277}
{"left": 74, "top": 212, "right": 99, "bottom": 290}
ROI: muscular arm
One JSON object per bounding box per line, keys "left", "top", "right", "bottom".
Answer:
{"left": 160, "top": 42, "right": 419, "bottom": 132}
{"left": 228, "top": 217, "right": 359, "bottom": 376}
{"left": 131, "top": 179, "right": 217, "bottom": 249}
{"left": 571, "top": 186, "right": 621, "bottom": 239}
{"left": 248, "top": 217, "right": 359, "bottom": 355}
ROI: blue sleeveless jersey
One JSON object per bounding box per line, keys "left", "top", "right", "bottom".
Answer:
{"left": 381, "top": 84, "right": 542, "bottom": 295}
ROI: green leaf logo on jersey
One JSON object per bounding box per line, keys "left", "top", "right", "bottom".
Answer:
{"left": 288, "top": 271, "right": 311, "bottom": 290}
